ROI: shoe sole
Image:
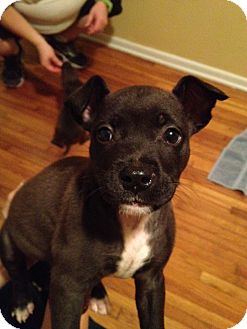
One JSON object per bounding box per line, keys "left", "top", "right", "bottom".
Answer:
{"left": 4, "top": 77, "right": 24, "bottom": 88}
{"left": 56, "top": 52, "right": 88, "bottom": 69}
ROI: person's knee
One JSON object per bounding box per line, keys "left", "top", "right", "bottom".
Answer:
{"left": 0, "top": 39, "right": 19, "bottom": 56}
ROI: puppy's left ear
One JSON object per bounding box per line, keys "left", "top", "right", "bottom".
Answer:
{"left": 173, "top": 76, "right": 228, "bottom": 134}
{"left": 65, "top": 75, "right": 110, "bottom": 131}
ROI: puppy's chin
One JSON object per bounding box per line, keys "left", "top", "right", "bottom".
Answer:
{"left": 119, "top": 204, "right": 152, "bottom": 217}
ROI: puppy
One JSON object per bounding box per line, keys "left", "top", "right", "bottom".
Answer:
{"left": 0, "top": 64, "right": 228, "bottom": 329}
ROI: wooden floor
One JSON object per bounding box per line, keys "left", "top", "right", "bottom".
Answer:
{"left": 0, "top": 39, "right": 246, "bottom": 329}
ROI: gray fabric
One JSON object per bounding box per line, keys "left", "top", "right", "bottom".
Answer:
{"left": 208, "top": 129, "right": 247, "bottom": 195}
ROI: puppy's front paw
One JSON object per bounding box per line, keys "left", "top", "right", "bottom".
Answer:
{"left": 89, "top": 296, "right": 111, "bottom": 315}
{"left": 11, "top": 302, "right": 34, "bottom": 323}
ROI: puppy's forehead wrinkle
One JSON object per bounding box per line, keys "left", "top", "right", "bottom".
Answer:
{"left": 108, "top": 85, "right": 169, "bottom": 98}
{"left": 98, "top": 104, "right": 183, "bottom": 132}
{"left": 104, "top": 86, "right": 180, "bottom": 113}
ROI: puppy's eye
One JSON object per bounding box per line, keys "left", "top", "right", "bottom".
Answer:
{"left": 163, "top": 127, "right": 182, "bottom": 145}
{"left": 96, "top": 127, "right": 113, "bottom": 143}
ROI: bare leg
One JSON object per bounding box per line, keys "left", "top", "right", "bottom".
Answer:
{"left": 0, "top": 38, "right": 19, "bottom": 57}
{"left": 45, "top": 18, "right": 89, "bottom": 69}
{"left": 56, "top": 16, "right": 88, "bottom": 42}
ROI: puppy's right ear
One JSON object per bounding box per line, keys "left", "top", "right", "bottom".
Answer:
{"left": 64, "top": 75, "right": 110, "bottom": 131}
{"left": 173, "top": 75, "right": 228, "bottom": 134}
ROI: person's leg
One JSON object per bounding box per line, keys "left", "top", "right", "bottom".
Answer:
{"left": 44, "top": 8, "right": 90, "bottom": 69}
{"left": 57, "top": 0, "right": 95, "bottom": 41}
{"left": 0, "top": 27, "right": 24, "bottom": 88}
{"left": 44, "top": 0, "right": 95, "bottom": 69}
{"left": 44, "top": 12, "right": 90, "bottom": 69}
{"left": 45, "top": 34, "right": 89, "bottom": 69}
{"left": 45, "top": 0, "right": 121, "bottom": 69}
{"left": 0, "top": 38, "right": 19, "bottom": 57}
{"left": 55, "top": 18, "right": 87, "bottom": 43}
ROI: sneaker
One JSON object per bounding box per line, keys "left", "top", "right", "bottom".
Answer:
{"left": 2, "top": 44, "right": 24, "bottom": 88}
{"left": 46, "top": 36, "right": 88, "bottom": 69}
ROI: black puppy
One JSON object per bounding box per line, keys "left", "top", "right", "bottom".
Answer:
{"left": 0, "top": 64, "right": 228, "bottom": 329}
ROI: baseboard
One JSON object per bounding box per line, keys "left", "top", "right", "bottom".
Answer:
{"left": 83, "top": 34, "right": 247, "bottom": 92}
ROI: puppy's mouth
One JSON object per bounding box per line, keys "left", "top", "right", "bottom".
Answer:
{"left": 93, "top": 169, "right": 178, "bottom": 210}
{"left": 121, "top": 195, "right": 149, "bottom": 206}
{"left": 119, "top": 202, "right": 152, "bottom": 217}
{"left": 118, "top": 193, "right": 158, "bottom": 215}
{"left": 99, "top": 182, "right": 177, "bottom": 211}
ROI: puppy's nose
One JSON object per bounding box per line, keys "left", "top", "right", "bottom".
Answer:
{"left": 119, "top": 167, "right": 154, "bottom": 193}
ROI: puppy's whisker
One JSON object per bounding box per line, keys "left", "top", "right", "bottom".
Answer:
{"left": 173, "top": 181, "right": 201, "bottom": 209}
{"left": 169, "top": 181, "right": 180, "bottom": 185}
{"left": 85, "top": 186, "right": 105, "bottom": 201}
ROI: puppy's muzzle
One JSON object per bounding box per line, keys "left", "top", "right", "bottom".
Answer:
{"left": 119, "top": 166, "right": 156, "bottom": 193}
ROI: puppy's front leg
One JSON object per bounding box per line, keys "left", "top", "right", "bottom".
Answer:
{"left": 135, "top": 269, "right": 165, "bottom": 329}
{"left": 49, "top": 269, "right": 90, "bottom": 329}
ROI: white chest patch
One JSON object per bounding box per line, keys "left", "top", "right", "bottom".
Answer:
{"left": 114, "top": 205, "right": 152, "bottom": 279}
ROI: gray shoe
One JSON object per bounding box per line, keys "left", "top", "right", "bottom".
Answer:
{"left": 46, "top": 36, "right": 89, "bottom": 69}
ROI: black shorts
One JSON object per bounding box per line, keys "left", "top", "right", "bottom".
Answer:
{"left": 0, "top": 0, "right": 122, "bottom": 40}
{"left": 79, "top": 0, "right": 122, "bottom": 18}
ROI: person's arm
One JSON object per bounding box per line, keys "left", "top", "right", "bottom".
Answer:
{"left": 1, "top": 6, "right": 62, "bottom": 72}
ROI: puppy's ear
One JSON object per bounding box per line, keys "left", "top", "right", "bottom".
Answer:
{"left": 51, "top": 64, "right": 109, "bottom": 151}
{"left": 65, "top": 75, "right": 110, "bottom": 131}
{"left": 173, "top": 76, "right": 228, "bottom": 134}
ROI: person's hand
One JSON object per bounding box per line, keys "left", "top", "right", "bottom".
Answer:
{"left": 36, "top": 40, "right": 63, "bottom": 73}
{"left": 80, "top": 1, "right": 108, "bottom": 35}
